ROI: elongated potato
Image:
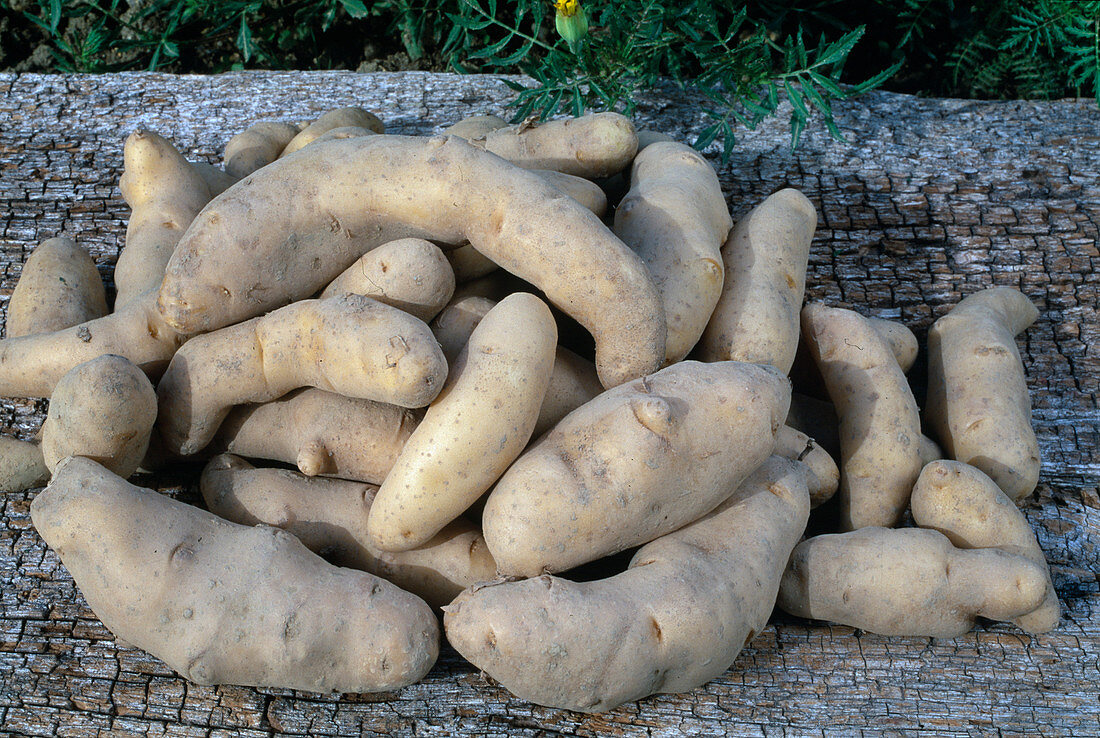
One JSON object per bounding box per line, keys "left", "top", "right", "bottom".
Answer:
{"left": 214, "top": 388, "right": 419, "bottom": 484}
{"left": 926, "top": 287, "right": 1041, "bottom": 501}
{"left": 778, "top": 526, "right": 1048, "bottom": 638}
{"left": 201, "top": 454, "right": 497, "bottom": 608}
{"left": 911, "top": 460, "right": 1059, "bottom": 633}
{"left": 801, "top": 303, "right": 922, "bottom": 529}
{"left": 614, "top": 141, "right": 731, "bottom": 364}
{"left": 446, "top": 456, "right": 810, "bottom": 712}
{"left": 156, "top": 294, "right": 446, "bottom": 456}
{"left": 320, "top": 238, "right": 455, "bottom": 322}
{"left": 157, "top": 134, "right": 664, "bottom": 388}
{"left": 117, "top": 130, "right": 213, "bottom": 308}
{"left": 469, "top": 112, "right": 638, "bottom": 178}
{"left": 0, "top": 437, "right": 48, "bottom": 492}
{"left": 699, "top": 189, "right": 817, "bottom": 373}
{"left": 443, "top": 114, "right": 507, "bottom": 140}
{"left": 430, "top": 296, "right": 602, "bottom": 438}
{"left": 868, "top": 317, "right": 918, "bottom": 373}
{"left": 32, "top": 456, "right": 438, "bottom": 693}
{"left": 281, "top": 107, "right": 384, "bottom": 156}
{"left": 0, "top": 288, "right": 184, "bottom": 398}
{"left": 223, "top": 120, "right": 300, "bottom": 178}
{"left": 41, "top": 355, "right": 157, "bottom": 477}
{"left": 6, "top": 237, "right": 107, "bottom": 338}
{"left": 532, "top": 169, "right": 608, "bottom": 217}
{"left": 482, "top": 360, "right": 790, "bottom": 577}
{"left": 775, "top": 425, "right": 839, "bottom": 508}
{"left": 370, "top": 293, "right": 557, "bottom": 551}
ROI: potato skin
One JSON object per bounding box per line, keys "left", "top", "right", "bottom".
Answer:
{"left": 446, "top": 456, "right": 810, "bottom": 712}
{"left": 321, "top": 238, "right": 455, "bottom": 322}
{"left": 778, "top": 527, "right": 1048, "bottom": 638}
{"left": 223, "top": 120, "right": 300, "bottom": 178}
{"left": 157, "top": 134, "right": 664, "bottom": 389}
{"left": 31, "top": 456, "right": 439, "bottom": 693}
{"left": 7, "top": 237, "right": 107, "bottom": 338}
{"left": 614, "top": 142, "right": 731, "bottom": 364}
{"left": 0, "top": 437, "right": 48, "bottom": 492}
{"left": 201, "top": 454, "right": 497, "bottom": 609}
{"left": 911, "top": 460, "right": 1059, "bottom": 633}
{"left": 775, "top": 425, "right": 839, "bottom": 508}
{"left": 699, "top": 189, "right": 817, "bottom": 373}
{"left": 280, "top": 107, "right": 384, "bottom": 156}
{"left": 41, "top": 354, "right": 157, "bottom": 478}
{"left": 0, "top": 288, "right": 184, "bottom": 399}
{"left": 867, "top": 317, "right": 918, "bottom": 373}
{"left": 471, "top": 112, "right": 638, "bottom": 178}
{"left": 925, "top": 287, "right": 1041, "bottom": 501}
{"left": 369, "top": 293, "right": 557, "bottom": 551}
{"left": 801, "top": 303, "right": 922, "bottom": 529}
{"left": 482, "top": 360, "right": 790, "bottom": 576}
{"left": 215, "top": 388, "right": 419, "bottom": 484}
{"left": 156, "top": 294, "right": 446, "bottom": 456}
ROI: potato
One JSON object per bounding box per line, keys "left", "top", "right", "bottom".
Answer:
{"left": 310, "top": 126, "right": 379, "bottom": 145}
{"left": 0, "top": 437, "right": 48, "bottom": 492}
{"left": 430, "top": 296, "right": 602, "bottom": 439}
{"left": 214, "top": 388, "right": 419, "bottom": 484}
{"left": 918, "top": 433, "right": 943, "bottom": 466}
{"left": 32, "top": 456, "right": 438, "bottom": 693}
{"left": 117, "top": 130, "right": 214, "bottom": 308}
{"left": 911, "top": 460, "right": 1059, "bottom": 633}
{"left": 867, "top": 316, "right": 918, "bottom": 373}
{"left": 369, "top": 293, "right": 557, "bottom": 551}
{"left": 280, "top": 107, "right": 384, "bottom": 157}
{"left": 41, "top": 355, "right": 157, "bottom": 478}
{"left": 775, "top": 425, "right": 839, "bottom": 508}
{"left": 801, "top": 303, "right": 922, "bottom": 529}
{"left": 189, "top": 161, "right": 239, "bottom": 197}
{"left": 156, "top": 294, "right": 446, "bottom": 456}
{"left": 0, "top": 288, "right": 184, "bottom": 398}
{"left": 699, "top": 189, "right": 817, "bottom": 373}
{"left": 531, "top": 169, "right": 608, "bottom": 216}
{"left": 446, "top": 244, "right": 499, "bottom": 283}
{"left": 157, "top": 134, "right": 664, "bottom": 388}
{"left": 467, "top": 112, "right": 638, "bottom": 178}
{"left": 442, "top": 114, "right": 508, "bottom": 140}
{"left": 614, "top": 141, "right": 731, "bottom": 364}
{"left": 223, "top": 120, "right": 301, "bottom": 178}
{"left": 6, "top": 237, "right": 107, "bottom": 338}
{"left": 445, "top": 456, "right": 810, "bottom": 712}
{"left": 925, "top": 286, "right": 1041, "bottom": 501}
{"left": 482, "top": 360, "right": 790, "bottom": 577}
{"left": 201, "top": 454, "right": 497, "bottom": 608}
{"left": 778, "top": 526, "right": 1048, "bottom": 638}
{"left": 320, "top": 238, "right": 456, "bottom": 322}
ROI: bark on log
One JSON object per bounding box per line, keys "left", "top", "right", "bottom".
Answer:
{"left": 0, "top": 71, "right": 1097, "bottom": 737}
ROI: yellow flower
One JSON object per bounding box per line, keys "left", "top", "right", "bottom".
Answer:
{"left": 554, "top": 0, "right": 588, "bottom": 47}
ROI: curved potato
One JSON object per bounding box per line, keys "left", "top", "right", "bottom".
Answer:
{"left": 280, "top": 107, "right": 385, "bottom": 156}
{"left": 223, "top": 120, "right": 301, "bottom": 178}
{"left": 470, "top": 112, "right": 638, "bottom": 178}
{"left": 157, "top": 134, "right": 664, "bottom": 388}
{"left": 6, "top": 237, "right": 107, "bottom": 338}
{"left": 868, "top": 317, "right": 918, "bottom": 373}
{"left": 775, "top": 425, "right": 839, "bottom": 508}
{"left": 925, "top": 287, "right": 1041, "bottom": 501}
{"left": 370, "top": 293, "right": 557, "bottom": 551}
{"left": 32, "top": 456, "right": 438, "bottom": 693}
{"left": 482, "top": 360, "right": 790, "bottom": 576}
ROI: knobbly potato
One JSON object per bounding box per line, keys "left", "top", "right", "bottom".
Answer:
{"left": 0, "top": 288, "right": 184, "bottom": 398}
{"left": 446, "top": 456, "right": 809, "bottom": 712}
{"left": 214, "top": 388, "right": 419, "bottom": 484}
{"left": 911, "top": 460, "right": 1059, "bottom": 633}
{"left": 6, "top": 237, "right": 107, "bottom": 338}
{"left": 201, "top": 454, "right": 497, "bottom": 608}
{"left": 614, "top": 141, "right": 731, "bottom": 364}
{"left": 32, "top": 456, "right": 438, "bottom": 693}
{"left": 320, "top": 238, "right": 456, "bottom": 322}
{"left": 156, "top": 294, "right": 446, "bottom": 456}
{"left": 925, "top": 286, "right": 1041, "bottom": 501}
{"left": 223, "top": 120, "right": 301, "bottom": 177}
{"left": 801, "top": 303, "right": 922, "bottom": 529}
{"left": 117, "top": 130, "right": 214, "bottom": 308}
{"left": 778, "top": 526, "right": 1048, "bottom": 638}
{"left": 370, "top": 293, "right": 557, "bottom": 551}
{"left": 482, "top": 360, "right": 790, "bottom": 576}
{"left": 699, "top": 189, "right": 817, "bottom": 373}
{"left": 41, "top": 355, "right": 157, "bottom": 478}
{"left": 157, "top": 134, "right": 664, "bottom": 388}
{"left": 280, "top": 107, "right": 385, "bottom": 156}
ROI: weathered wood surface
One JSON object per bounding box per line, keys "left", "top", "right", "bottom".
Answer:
{"left": 0, "top": 71, "right": 1097, "bottom": 737}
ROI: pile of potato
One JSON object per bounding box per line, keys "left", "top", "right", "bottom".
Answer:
{"left": 0, "top": 107, "right": 1056, "bottom": 713}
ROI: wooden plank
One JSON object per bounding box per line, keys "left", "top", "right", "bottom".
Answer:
{"left": 0, "top": 71, "right": 1097, "bottom": 737}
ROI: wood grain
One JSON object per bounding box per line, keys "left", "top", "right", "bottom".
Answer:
{"left": 1, "top": 71, "right": 1097, "bottom": 737}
